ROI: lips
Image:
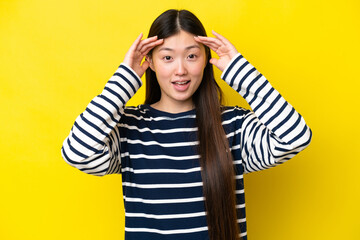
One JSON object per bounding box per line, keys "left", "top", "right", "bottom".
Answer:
{"left": 172, "top": 80, "right": 191, "bottom": 91}
{"left": 173, "top": 80, "right": 190, "bottom": 85}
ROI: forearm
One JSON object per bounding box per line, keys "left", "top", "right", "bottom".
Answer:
{"left": 222, "top": 53, "right": 312, "bottom": 172}
{"left": 61, "top": 63, "right": 142, "bottom": 176}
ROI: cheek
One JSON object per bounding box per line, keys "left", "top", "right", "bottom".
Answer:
{"left": 153, "top": 62, "right": 172, "bottom": 79}
{"left": 189, "top": 62, "right": 206, "bottom": 78}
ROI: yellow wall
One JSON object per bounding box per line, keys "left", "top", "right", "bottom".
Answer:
{"left": 1, "top": 0, "right": 359, "bottom": 239}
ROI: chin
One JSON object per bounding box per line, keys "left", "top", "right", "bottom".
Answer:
{"left": 173, "top": 95, "right": 193, "bottom": 103}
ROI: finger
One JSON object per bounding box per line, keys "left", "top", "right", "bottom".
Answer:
{"left": 200, "top": 32, "right": 238, "bottom": 57}
{"left": 140, "top": 38, "right": 164, "bottom": 55}
{"left": 195, "top": 35, "right": 222, "bottom": 45}
{"left": 124, "top": 33, "right": 144, "bottom": 65}
{"left": 211, "top": 30, "right": 227, "bottom": 42}
{"left": 136, "top": 35, "right": 159, "bottom": 52}
{"left": 195, "top": 37, "right": 222, "bottom": 53}
{"left": 211, "top": 30, "right": 232, "bottom": 46}
{"left": 209, "top": 58, "right": 218, "bottom": 66}
{"left": 209, "top": 57, "right": 225, "bottom": 71}
{"left": 196, "top": 35, "right": 226, "bottom": 47}
{"left": 141, "top": 59, "right": 150, "bottom": 72}
{"left": 129, "top": 33, "right": 144, "bottom": 53}
{"left": 194, "top": 36, "right": 220, "bottom": 49}
{"left": 195, "top": 36, "right": 224, "bottom": 49}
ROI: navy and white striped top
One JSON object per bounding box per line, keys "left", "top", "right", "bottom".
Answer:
{"left": 61, "top": 53, "right": 312, "bottom": 240}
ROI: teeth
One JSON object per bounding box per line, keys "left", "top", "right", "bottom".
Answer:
{"left": 174, "top": 81, "right": 189, "bottom": 85}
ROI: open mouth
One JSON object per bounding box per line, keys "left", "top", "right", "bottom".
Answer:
{"left": 172, "top": 80, "right": 191, "bottom": 91}
{"left": 173, "top": 80, "right": 190, "bottom": 85}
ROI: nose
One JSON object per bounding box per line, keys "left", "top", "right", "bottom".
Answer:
{"left": 175, "top": 59, "right": 187, "bottom": 76}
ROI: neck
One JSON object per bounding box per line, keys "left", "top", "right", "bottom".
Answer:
{"left": 150, "top": 98, "right": 194, "bottom": 114}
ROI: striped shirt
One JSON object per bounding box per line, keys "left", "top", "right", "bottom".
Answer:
{"left": 61, "top": 53, "right": 312, "bottom": 240}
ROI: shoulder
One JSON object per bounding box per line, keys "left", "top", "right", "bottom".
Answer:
{"left": 123, "top": 104, "right": 148, "bottom": 115}
{"left": 120, "top": 104, "right": 152, "bottom": 121}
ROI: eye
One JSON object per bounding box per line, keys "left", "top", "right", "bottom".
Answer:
{"left": 163, "top": 56, "right": 172, "bottom": 61}
{"left": 187, "top": 54, "right": 197, "bottom": 60}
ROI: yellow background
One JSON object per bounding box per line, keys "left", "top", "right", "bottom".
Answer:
{"left": 1, "top": 0, "right": 359, "bottom": 239}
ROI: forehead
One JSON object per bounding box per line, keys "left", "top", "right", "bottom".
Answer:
{"left": 154, "top": 30, "right": 204, "bottom": 53}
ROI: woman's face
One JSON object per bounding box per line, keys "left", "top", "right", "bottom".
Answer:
{"left": 149, "top": 30, "right": 207, "bottom": 111}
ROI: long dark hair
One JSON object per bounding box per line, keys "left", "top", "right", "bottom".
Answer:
{"left": 145, "top": 9, "right": 240, "bottom": 240}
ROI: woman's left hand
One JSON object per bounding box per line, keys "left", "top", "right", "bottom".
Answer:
{"left": 194, "top": 30, "right": 239, "bottom": 72}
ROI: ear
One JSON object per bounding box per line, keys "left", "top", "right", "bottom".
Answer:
{"left": 146, "top": 55, "right": 155, "bottom": 72}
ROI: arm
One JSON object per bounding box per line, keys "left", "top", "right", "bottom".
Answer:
{"left": 61, "top": 64, "right": 141, "bottom": 176}
{"left": 195, "top": 31, "right": 312, "bottom": 173}
{"left": 61, "top": 34, "right": 163, "bottom": 176}
{"left": 222, "top": 53, "right": 312, "bottom": 172}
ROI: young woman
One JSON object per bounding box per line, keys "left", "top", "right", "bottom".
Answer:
{"left": 61, "top": 9, "right": 312, "bottom": 240}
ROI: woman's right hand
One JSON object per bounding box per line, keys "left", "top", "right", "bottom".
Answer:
{"left": 123, "top": 33, "right": 163, "bottom": 78}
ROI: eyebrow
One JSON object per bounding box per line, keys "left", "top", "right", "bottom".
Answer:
{"left": 158, "top": 45, "right": 201, "bottom": 52}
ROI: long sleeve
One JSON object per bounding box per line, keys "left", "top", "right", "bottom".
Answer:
{"left": 221, "top": 53, "right": 312, "bottom": 173}
{"left": 61, "top": 63, "right": 142, "bottom": 176}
